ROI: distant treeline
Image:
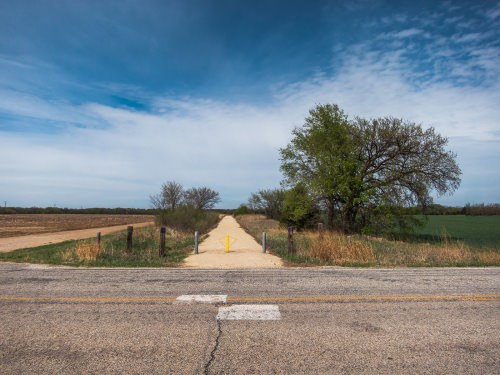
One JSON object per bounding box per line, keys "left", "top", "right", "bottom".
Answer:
{"left": 402, "top": 203, "right": 500, "bottom": 216}
{"left": 462, "top": 203, "right": 500, "bottom": 216}
{"left": 0, "top": 207, "right": 157, "bottom": 215}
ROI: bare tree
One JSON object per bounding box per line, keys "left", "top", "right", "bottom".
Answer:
{"left": 247, "top": 189, "right": 285, "bottom": 220}
{"left": 150, "top": 181, "right": 184, "bottom": 211}
{"left": 184, "top": 187, "right": 220, "bottom": 210}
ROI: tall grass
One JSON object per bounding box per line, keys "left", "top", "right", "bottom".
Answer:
{"left": 236, "top": 214, "right": 500, "bottom": 267}
{"left": 7, "top": 225, "right": 194, "bottom": 267}
{"left": 370, "top": 236, "right": 500, "bottom": 266}
{"left": 307, "top": 232, "right": 375, "bottom": 265}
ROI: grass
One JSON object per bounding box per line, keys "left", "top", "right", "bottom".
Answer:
{"left": 0, "top": 225, "right": 194, "bottom": 267}
{"left": 236, "top": 214, "right": 500, "bottom": 267}
{"left": 409, "top": 215, "right": 500, "bottom": 249}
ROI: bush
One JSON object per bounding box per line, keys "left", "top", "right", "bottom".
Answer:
{"left": 156, "top": 207, "right": 219, "bottom": 234}
{"left": 233, "top": 205, "right": 251, "bottom": 216}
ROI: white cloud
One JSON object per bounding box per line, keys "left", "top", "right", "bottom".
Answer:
{"left": 2, "top": 52, "right": 498, "bottom": 208}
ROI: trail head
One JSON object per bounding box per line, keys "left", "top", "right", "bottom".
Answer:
{"left": 183, "top": 216, "right": 282, "bottom": 268}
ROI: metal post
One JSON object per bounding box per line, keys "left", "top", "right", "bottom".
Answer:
{"left": 318, "top": 222, "right": 324, "bottom": 238}
{"left": 194, "top": 231, "right": 199, "bottom": 254}
{"left": 262, "top": 232, "right": 267, "bottom": 253}
{"left": 159, "top": 226, "right": 166, "bottom": 257}
{"left": 127, "top": 226, "right": 133, "bottom": 252}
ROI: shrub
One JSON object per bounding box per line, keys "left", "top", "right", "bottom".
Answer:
{"left": 156, "top": 207, "right": 219, "bottom": 234}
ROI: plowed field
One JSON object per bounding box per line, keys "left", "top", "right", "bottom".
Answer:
{"left": 0, "top": 214, "right": 156, "bottom": 238}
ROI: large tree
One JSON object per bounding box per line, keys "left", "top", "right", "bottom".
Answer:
{"left": 280, "top": 104, "right": 461, "bottom": 233}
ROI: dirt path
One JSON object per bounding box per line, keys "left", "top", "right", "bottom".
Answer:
{"left": 183, "top": 216, "right": 283, "bottom": 268}
{"left": 0, "top": 222, "right": 154, "bottom": 253}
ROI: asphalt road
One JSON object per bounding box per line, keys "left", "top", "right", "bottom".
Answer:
{"left": 1, "top": 263, "right": 499, "bottom": 374}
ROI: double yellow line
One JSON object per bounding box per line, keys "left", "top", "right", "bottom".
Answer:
{"left": 1, "top": 294, "right": 499, "bottom": 303}
{"left": 228, "top": 294, "right": 500, "bottom": 302}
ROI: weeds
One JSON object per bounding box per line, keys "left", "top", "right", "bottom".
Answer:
{"left": 307, "top": 232, "right": 375, "bottom": 265}
{"left": 62, "top": 242, "right": 101, "bottom": 262}
{"left": 236, "top": 214, "right": 500, "bottom": 267}
{"left": 0, "top": 225, "right": 195, "bottom": 267}
{"left": 156, "top": 208, "right": 219, "bottom": 233}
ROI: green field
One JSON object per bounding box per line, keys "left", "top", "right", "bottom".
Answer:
{"left": 413, "top": 215, "right": 500, "bottom": 249}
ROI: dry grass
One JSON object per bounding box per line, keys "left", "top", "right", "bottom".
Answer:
{"left": 236, "top": 214, "right": 281, "bottom": 234}
{"left": 235, "top": 214, "right": 500, "bottom": 266}
{"left": 372, "top": 237, "right": 500, "bottom": 266}
{"left": 305, "top": 231, "right": 375, "bottom": 265}
{"left": 61, "top": 241, "right": 101, "bottom": 262}
{"left": 75, "top": 242, "right": 101, "bottom": 261}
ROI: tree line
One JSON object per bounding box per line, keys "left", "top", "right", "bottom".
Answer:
{"left": 0, "top": 207, "right": 156, "bottom": 215}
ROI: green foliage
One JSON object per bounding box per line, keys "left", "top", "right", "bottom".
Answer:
{"left": 247, "top": 189, "right": 285, "bottom": 220}
{"left": 463, "top": 203, "right": 500, "bottom": 216}
{"left": 236, "top": 214, "right": 499, "bottom": 267}
{"left": 361, "top": 205, "right": 427, "bottom": 237}
{"left": 280, "top": 183, "right": 319, "bottom": 230}
{"left": 280, "top": 103, "right": 462, "bottom": 233}
{"left": 233, "top": 205, "right": 251, "bottom": 216}
{"left": 156, "top": 207, "right": 219, "bottom": 234}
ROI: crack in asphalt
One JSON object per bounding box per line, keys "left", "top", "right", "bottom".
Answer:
{"left": 204, "top": 319, "right": 222, "bottom": 375}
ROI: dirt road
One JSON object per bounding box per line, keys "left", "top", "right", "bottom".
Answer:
{"left": 183, "top": 216, "right": 282, "bottom": 268}
{"left": 0, "top": 222, "right": 154, "bottom": 253}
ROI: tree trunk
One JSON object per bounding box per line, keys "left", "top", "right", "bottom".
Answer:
{"left": 327, "top": 199, "right": 336, "bottom": 229}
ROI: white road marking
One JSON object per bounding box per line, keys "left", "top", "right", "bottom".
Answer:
{"left": 175, "top": 295, "right": 227, "bottom": 304}
{"left": 217, "top": 305, "right": 281, "bottom": 320}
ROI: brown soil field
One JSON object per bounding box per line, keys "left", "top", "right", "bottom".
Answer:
{"left": 0, "top": 214, "right": 156, "bottom": 238}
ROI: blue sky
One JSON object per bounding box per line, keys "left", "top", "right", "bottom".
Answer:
{"left": 1, "top": 0, "right": 499, "bottom": 208}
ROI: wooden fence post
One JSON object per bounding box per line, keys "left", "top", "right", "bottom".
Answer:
{"left": 159, "top": 226, "right": 166, "bottom": 257}
{"left": 127, "top": 226, "right": 133, "bottom": 252}
{"left": 96, "top": 232, "right": 101, "bottom": 250}
{"left": 288, "top": 226, "right": 294, "bottom": 254}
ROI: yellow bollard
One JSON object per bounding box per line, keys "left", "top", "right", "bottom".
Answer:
{"left": 225, "top": 235, "right": 230, "bottom": 253}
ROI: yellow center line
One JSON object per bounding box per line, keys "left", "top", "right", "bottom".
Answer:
{"left": 0, "top": 296, "right": 177, "bottom": 302}
{"left": 0, "top": 294, "right": 499, "bottom": 303}
{"left": 227, "top": 294, "right": 500, "bottom": 302}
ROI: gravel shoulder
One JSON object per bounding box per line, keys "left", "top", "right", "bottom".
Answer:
{"left": 0, "top": 222, "right": 154, "bottom": 253}
{"left": 183, "top": 216, "right": 283, "bottom": 268}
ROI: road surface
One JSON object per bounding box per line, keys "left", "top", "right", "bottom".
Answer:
{"left": 0, "top": 263, "right": 499, "bottom": 374}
